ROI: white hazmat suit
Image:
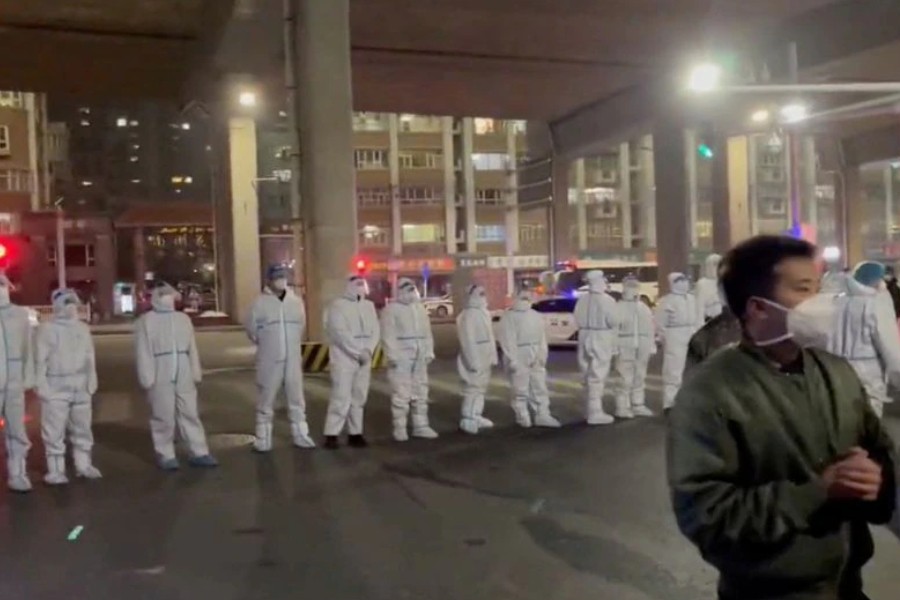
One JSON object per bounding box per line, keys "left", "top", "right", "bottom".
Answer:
{"left": 36, "top": 289, "right": 101, "bottom": 485}
{"left": 135, "top": 284, "right": 216, "bottom": 470}
{"left": 655, "top": 273, "right": 699, "bottom": 410}
{"left": 497, "top": 290, "right": 561, "bottom": 428}
{"left": 828, "top": 272, "right": 900, "bottom": 418}
{"left": 323, "top": 277, "right": 380, "bottom": 447}
{"left": 457, "top": 284, "right": 498, "bottom": 434}
{"left": 614, "top": 278, "right": 656, "bottom": 419}
{"left": 0, "top": 275, "right": 34, "bottom": 492}
{"left": 381, "top": 278, "right": 438, "bottom": 442}
{"left": 694, "top": 254, "right": 723, "bottom": 323}
{"left": 573, "top": 271, "right": 618, "bottom": 425}
{"left": 245, "top": 265, "right": 315, "bottom": 452}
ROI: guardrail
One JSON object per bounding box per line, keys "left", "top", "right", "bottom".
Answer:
{"left": 301, "top": 343, "right": 385, "bottom": 373}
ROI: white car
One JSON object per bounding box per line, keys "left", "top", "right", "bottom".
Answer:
{"left": 492, "top": 296, "right": 592, "bottom": 347}
{"left": 422, "top": 296, "right": 454, "bottom": 318}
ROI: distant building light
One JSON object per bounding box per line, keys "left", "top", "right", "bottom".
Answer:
{"left": 750, "top": 109, "right": 770, "bottom": 124}
{"left": 116, "top": 117, "right": 128, "bottom": 127}
{"left": 79, "top": 107, "right": 91, "bottom": 114}
{"left": 132, "top": 144, "right": 140, "bottom": 150}
{"left": 238, "top": 91, "right": 257, "bottom": 107}
{"left": 181, "top": 122, "right": 191, "bottom": 130}
{"left": 129, "top": 120, "right": 139, "bottom": 127}
{"left": 278, "top": 110, "right": 287, "bottom": 118}
{"left": 80, "top": 180, "right": 93, "bottom": 187}
{"left": 205, "top": 145, "right": 212, "bottom": 152}
{"left": 175, "top": 188, "right": 182, "bottom": 194}
{"left": 184, "top": 176, "right": 193, "bottom": 184}
{"left": 780, "top": 103, "right": 808, "bottom": 124}
{"left": 171, "top": 176, "right": 184, "bottom": 184}
{"left": 129, "top": 156, "right": 139, "bottom": 162}
{"left": 80, "top": 120, "right": 90, "bottom": 127}
{"left": 131, "top": 179, "right": 142, "bottom": 184}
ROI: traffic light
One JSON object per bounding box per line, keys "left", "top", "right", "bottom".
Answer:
{"left": 697, "top": 143, "right": 714, "bottom": 159}
{"left": 354, "top": 257, "right": 368, "bottom": 276}
{"left": 0, "top": 242, "right": 8, "bottom": 261}
{"left": 0, "top": 237, "right": 19, "bottom": 270}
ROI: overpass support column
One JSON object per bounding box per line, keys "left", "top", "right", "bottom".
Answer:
{"left": 652, "top": 120, "right": 690, "bottom": 290}
{"left": 296, "top": 0, "right": 356, "bottom": 339}
{"left": 550, "top": 157, "right": 572, "bottom": 263}
{"left": 636, "top": 135, "right": 656, "bottom": 248}
{"left": 711, "top": 135, "right": 752, "bottom": 253}
{"left": 842, "top": 166, "right": 865, "bottom": 268}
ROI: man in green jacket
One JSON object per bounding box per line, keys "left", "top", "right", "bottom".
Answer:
{"left": 668, "top": 235, "right": 896, "bottom": 600}
{"left": 684, "top": 306, "right": 741, "bottom": 376}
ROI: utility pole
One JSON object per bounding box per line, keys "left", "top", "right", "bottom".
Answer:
{"left": 54, "top": 197, "right": 66, "bottom": 288}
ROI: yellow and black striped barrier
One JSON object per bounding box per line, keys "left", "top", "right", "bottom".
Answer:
{"left": 301, "top": 343, "right": 385, "bottom": 373}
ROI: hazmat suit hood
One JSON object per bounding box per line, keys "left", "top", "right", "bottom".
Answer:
{"left": 512, "top": 289, "right": 533, "bottom": 311}
{"left": 585, "top": 270, "right": 608, "bottom": 293}
{"left": 396, "top": 278, "right": 420, "bottom": 305}
{"left": 265, "top": 264, "right": 290, "bottom": 293}
{"left": 465, "top": 284, "right": 488, "bottom": 310}
{"left": 150, "top": 282, "right": 180, "bottom": 312}
{"left": 343, "top": 276, "right": 369, "bottom": 301}
{"left": 703, "top": 254, "right": 722, "bottom": 280}
{"left": 843, "top": 273, "right": 877, "bottom": 298}
{"left": 51, "top": 288, "right": 81, "bottom": 322}
{"left": 621, "top": 276, "right": 640, "bottom": 301}
{"left": 853, "top": 261, "right": 886, "bottom": 290}
{"left": 669, "top": 272, "right": 690, "bottom": 295}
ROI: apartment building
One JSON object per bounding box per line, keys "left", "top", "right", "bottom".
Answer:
{"left": 0, "top": 90, "right": 50, "bottom": 218}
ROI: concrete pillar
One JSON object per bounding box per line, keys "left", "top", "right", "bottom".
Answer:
{"left": 551, "top": 157, "right": 572, "bottom": 263}
{"left": 684, "top": 129, "right": 700, "bottom": 248}
{"left": 574, "top": 159, "right": 587, "bottom": 252}
{"left": 95, "top": 232, "right": 115, "bottom": 320}
{"left": 504, "top": 124, "right": 519, "bottom": 296}
{"left": 843, "top": 167, "right": 865, "bottom": 268}
{"left": 885, "top": 165, "right": 894, "bottom": 242}
{"left": 638, "top": 134, "right": 656, "bottom": 248}
{"left": 388, "top": 114, "right": 402, "bottom": 255}
{"left": 225, "top": 117, "right": 262, "bottom": 321}
{"left": 133, "top": 227, "right": 146, "bottom": 292}
{"left": 618, "top": 143, "right": 633, "bottom": 249}
{"left": 441, "top": 116, "right": 457, "bottom": 254}
{"left": 652, "top": 120, "right": 690, "bottom": 291}
{"left": 297, "top": 0, "right": 356, "bottom": 340}
{"left": 802, "top": 136, "right": 818, "bottom": 229}
{"left": 711, "top": 135, "right": 752, "bottom": 253}
{"left": 748, "top": 135, "right": 759, "bottom": 235}
{"left": 461, "top": 117, "right": 477, "bottom": 253}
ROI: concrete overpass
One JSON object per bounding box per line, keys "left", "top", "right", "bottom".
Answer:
{"left": 3, "top": 0, "right": 900, "bottom": 329}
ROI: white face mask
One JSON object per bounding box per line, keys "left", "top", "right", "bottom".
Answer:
{"left": 63, "top": 303, "right": 79, "bottom": 319}
{"left": 672, "top": 280, "right": 690, "bottom": 295}
{"left": 398, "top": 284, "right": 419, "bottom": 304}
{"left": 471, "top": 292, "right": 488, "bottom": 309}
{"left": 271, "top": 278, "right": 288, "bottom": 292}
{"left": 753, "top": 295, "right": 836, "bottom": 349}
{"left": 159, "top": 294, "right": 176, "bottom": 311}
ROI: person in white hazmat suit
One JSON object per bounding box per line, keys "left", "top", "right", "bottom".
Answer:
{"left": 573, "top": 270, "right": 618, "bottom": 425}
{"left": 36, "top": 289, "right": 102, "bottom": 485}
{"left": 613, "top": 277, "right": 656, "bottom": 419}
{"left": 457, "top": 284, "right": 499, "bottom": 434}
{"left": 497, "top": 289, "right": 561, "bottom": 428}
{"left": 828, "top": 262, "right": 900, "bottom": 418}
{"left": 135, "top": 283, "right": 217, "bottom": 470}
{"left": 0, "top": 274, "right": 34, "bottom": 492}
{"left": 245, "top": 265, "right": 315, "bottom": 452}
{"left": 380, "top": 278, "right": 438, "bottom": 442}
{"left": 694, "top": 253, "right": 723, "bottom": 324}
{"left": 323, "top": 276, "right": 380, "bottom": 449}
{"left": 655, "top": 272, "right": 700, "bottom": 411}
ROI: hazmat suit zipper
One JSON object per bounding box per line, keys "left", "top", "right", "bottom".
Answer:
{"left": 169, "top": 314, "right": 177, "bottom": 384}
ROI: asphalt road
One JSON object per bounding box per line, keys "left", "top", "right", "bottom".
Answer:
{"left": 0, "top": 325, "right": 898, "bottom": 600}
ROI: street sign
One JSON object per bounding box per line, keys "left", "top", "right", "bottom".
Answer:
{"left": 422, "top": 262, "right": 431, "bottom": 280}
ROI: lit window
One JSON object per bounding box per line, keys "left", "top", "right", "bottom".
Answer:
{"left": 79, "top": 107, "right": 91, "bottom": 115}
{"left": 184, "top": 176, "right": 193, "bottom": 184}
{"left": 474, "top": 118, "right": 496, "bottom": 135}
{"left": 475, "top": 225, "right": 506, "bottom": 242}
{"left": 171, "top": 176, "right": 184, "bottom": 184}
{"left": 80, "top": 120, "right": 90, "bottom": 127}
{"left": 129, "top": 120, "right": 139, "bottom": 127}
{"left": 471, "top": 153, "right": 508, "bottom": 171}
{"left": 0, "top": 126, "right": 9, "bottom": 155}
{"left": 359, "top": 225, "right": 390, "bottom": 247}
{"left": 401, "top": 224, "right": 444, "bottom": 244}
{"left": 81, "top": 180, "right": 93, "bottom": 187}
{"left": 130, "top": 156, "right": 139, "bottom": 162}
{"left": 132, "top": 144, "right": 140, "bottom": 150}
{"left": 357, "top": 189, "right": 391, "bottom": 206}
{"left": 181, "top": 122, "right": 191, "bottom": 130}
{"left": 131, "top": 179, "right": 142, "bottom": 184}
{"left": 353, "top": 149, "right": 388, "bottom": 169}
{"left": 475, "top": 188, "right": 505, "bottom": 205}
{"left": 175, "top": 189, "right": 182, "bottom": 194}
{"left": 116, "top": 117, "right": 128, "bottom": 127}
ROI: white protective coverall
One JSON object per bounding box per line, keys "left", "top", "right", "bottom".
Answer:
{"left": 655, "top": 272, "right": 699, "bottom": 410}
{"left": 381, "top": 278, "right": 438, "bottom": 442}
{"left": 828, "top": 273, "right": 900, "bottom": 418}
{"left": 497, "top": 291, "right": 561, "bottom": 428}
{"left": 0, "top": 275, "right": 34, "bottom": 492}
{"left": 245, "top": 266, "right": 315, "bottom": 452}
{"left": 614, "top": 279, "right": 656, "bottom": 419}
{"left": 573, "top": 270, "right": 618, "bottom": 425}
{"left": 36, "top": 289, "right": 101, "bottom": 485}
{"left": 135, "top": 284, "right": 216, "bottom": 470}
{"left": 457, "top": 284, "right": 498, "bottom": 434}
{"left": 694, "top": 254, "right": 723, "bottom": 324}
{"left": 323, "top": 277, "right": 380, "bottom": 443}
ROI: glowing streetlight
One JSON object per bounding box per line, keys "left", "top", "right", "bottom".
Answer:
{"left": 687, "top": 63, "right": 722, "bottom": 92}
{"left": 238, "top": 91, "right": 258, "bottom": 108}
{"left": 822, "top": 245, "right": 841, "bottom": 264}
{"left": 780, "top": 103, "right": 808, "bottom": 123}
{"left": 750, "top": 109, "right": 770, "bottom": 124}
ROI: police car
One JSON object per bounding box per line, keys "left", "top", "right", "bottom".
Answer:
{"left": 492, "top": 292, "right": 622, "bottom": 347}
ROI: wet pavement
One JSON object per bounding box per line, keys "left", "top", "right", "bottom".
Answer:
{"left": 1, "top": 329, "right": 898, "bottom": 599}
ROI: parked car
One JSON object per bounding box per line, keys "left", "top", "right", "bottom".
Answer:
{"left": 422, "top": 295, "right": 454, "bottom": 318}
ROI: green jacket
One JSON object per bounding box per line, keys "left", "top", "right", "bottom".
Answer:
{"left": 684, "top": 308, "right": 742, "bottom": 376}
{"left": 668, "top": 344, "right": 896, "bottom": 600}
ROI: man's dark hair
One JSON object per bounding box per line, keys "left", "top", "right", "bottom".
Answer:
{"left": 720, "top": 235, "right": 817, "bottom": 320}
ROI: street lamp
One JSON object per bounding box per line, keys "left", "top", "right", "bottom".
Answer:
{"left": 750, "top": 109, "right": 771, "bottom": 124}
{"left": 687, "top": 63, "right": 722, "bottom": 92}
{"left": 238, "top": 91, "right": 257, "bottom": 108}
{"left": 780, "top": 103, "right": 809, "bottom": 123}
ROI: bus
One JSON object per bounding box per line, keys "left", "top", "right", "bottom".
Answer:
{"left": 554, "top": 260, "right": 660, "bottom": 304}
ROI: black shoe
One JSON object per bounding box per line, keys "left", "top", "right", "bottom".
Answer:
{"left": 324, "top": 436, "right": 340, "bottom": 450}
{"left": 347, "top": 434, "right": 368, "bottom": 448}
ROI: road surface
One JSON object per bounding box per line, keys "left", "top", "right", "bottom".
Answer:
{"left": 1, "top": 326, "right": 898, "bottom": 599}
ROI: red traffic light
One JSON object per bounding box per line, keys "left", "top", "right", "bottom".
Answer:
{"left": 354, "top": 257, "right": 368, "bottom": 274}
{"left": 0, "top": 244, "right": 7, "bottom": 261}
